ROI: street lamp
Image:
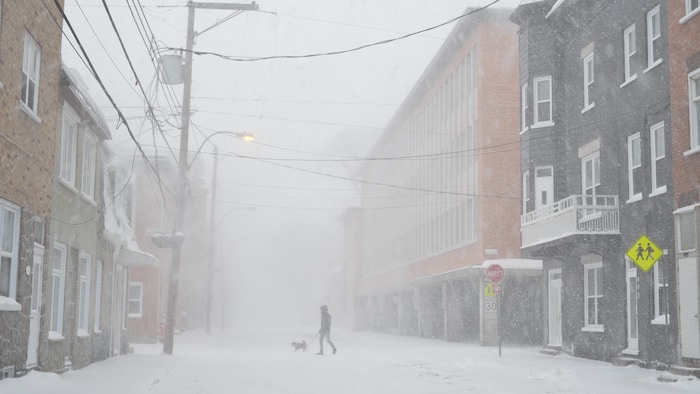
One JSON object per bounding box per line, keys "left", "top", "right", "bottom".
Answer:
{"left": 203, "top": 132, "right": 254, "bottom": 333}
{"left": 188, "top": 131, "right": 254, "bottom": 169}
{"left": 207, "top": 206, "right": 255, "bottom": 332}
{"left": 163, "top": 0, "right": 259, "bottom": 355}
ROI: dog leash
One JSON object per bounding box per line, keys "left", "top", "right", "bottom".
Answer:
{"left": 308, "top": 332, "right": 319, "bottom": 350}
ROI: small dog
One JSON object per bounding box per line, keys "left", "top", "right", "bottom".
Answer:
{"left": 291, "top": 340, "right": 307, "bottom": 352}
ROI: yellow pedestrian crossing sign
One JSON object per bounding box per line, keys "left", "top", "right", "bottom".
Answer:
{"left": 484, "top": 283, "right": 496, "bottom": 297}
{"left": 626, "top": 235, "right": 663, "bottom": 272}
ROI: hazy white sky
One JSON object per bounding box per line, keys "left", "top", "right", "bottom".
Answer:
{"left": 61, "top": 0, "right": 521, "bottom": 326}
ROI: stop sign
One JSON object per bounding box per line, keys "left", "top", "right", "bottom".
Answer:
{"left": 486, "top": 264, "right": 505, "bottom": 283}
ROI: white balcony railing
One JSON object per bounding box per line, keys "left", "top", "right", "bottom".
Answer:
{"left": 521, "top": 195, "right": 619, "bottom": 248}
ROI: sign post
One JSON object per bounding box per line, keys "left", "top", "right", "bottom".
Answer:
{"left": 486, "top": 264, "right": 505, "bottom": 357}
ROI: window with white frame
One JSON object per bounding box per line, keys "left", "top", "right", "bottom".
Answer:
{"left": 584, "top": 261, "right": 604, "bottom": 330}
{"left": 21, "top": 33, "right": 41, "bottom": 114}
{"left": 60, "top": 105, "right": 78, "bottom": 187}
{"left": 82, "top": 133, "right": 96, "bottom": 200}
{"left": 627, "top": 133, "right": 642, "bottom": 201}
{"left": 582, "top": 153, "right": 600, "bottom": 196}
{"left": 0, "top": 200, "right": 20, "bottom": 302}
{"left": 678, "top": 209, "right": 697, "bottom": 253}
{"left": 652, "top": 259, "right": 669, "bottom": 322}
{"left": 50, "top": 243, "right": 67, "bottom": 335}
{"left": 583, "top": 53, "right": 594, "bottom": 110}
{"left": 690, "top": 69, "right": 700, "bottom": 151}
{"left": 128, "top": 282, "right": 143, "bottom": 317}
{"left": 33, "top": 217, "right": 44, "bottom": 245}
{"left": 94, "top": 260, "right": 103, "bottom": 332}
{"left": 522, "top": 170, "right": 530, "bottom": 215}
{"left": 650, "top": 122, "right": 666, "bottom": 195}
{"left": 78, "top": 253, "right": 91, "bottom": 334}
{"left": 521, "top": 83, "right": 528, "bottom": 132}
{"left": 646, "top": 5, "right": 662, "bottom": 69}
{"left": 687, "top": 0, "right": 700, "bottom": 16}
{"left": 623, "top": 24, "right": 637, "bottom": 84}
{"left": 533, "top": 76, "right": 552, "bottom": 126}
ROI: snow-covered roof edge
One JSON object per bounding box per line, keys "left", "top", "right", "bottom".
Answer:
{"left": 61, "top": 64, "right": 111, "bottom": 140}
{"left": 480, "top": 258, "right": 542, "bottom": 270}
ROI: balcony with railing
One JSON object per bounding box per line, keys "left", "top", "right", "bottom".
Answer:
{"left": 521, "top": 195, "right": 620, "bottom": 248}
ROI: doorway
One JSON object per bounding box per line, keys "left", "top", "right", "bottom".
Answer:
{"left": 548, "top": 269, "right": 562, "bottom": 346}
{"left": 679, "top": 257, "right": 700, "bottom": 359}
{"left": 625, "top": 258, "right": 639, "bottom": 354}
{"left": 535, "top": 166, "right": 553, "bottom": 210}
{"left": 26, "top": 245, "right": 44, "bottom": 368}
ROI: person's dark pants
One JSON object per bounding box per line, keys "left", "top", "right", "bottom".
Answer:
{"left": 319, "top": 329, "right": 336, "bottom": 353}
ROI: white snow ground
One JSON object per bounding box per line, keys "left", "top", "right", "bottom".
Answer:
{"left": 1, "top": 328, "right": 698, "bottom": 394}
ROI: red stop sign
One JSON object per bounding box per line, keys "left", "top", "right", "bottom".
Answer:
{"left": 486, "top": 264, "right": 505, "bottom": 283}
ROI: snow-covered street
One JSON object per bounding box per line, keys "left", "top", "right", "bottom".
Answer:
{"left": 1, "top": 328, "right": 698, "bottom": 393}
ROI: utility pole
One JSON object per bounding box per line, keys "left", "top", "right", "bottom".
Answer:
{"left": 163, "top": 0, "right": 259, "bottom": 355}
{"left": 206, "top": 147, "right": 218, "bottom": 333}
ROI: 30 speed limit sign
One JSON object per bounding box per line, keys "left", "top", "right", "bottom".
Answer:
{"left": 485, "top": 300, "right": 497, "bottom": 313}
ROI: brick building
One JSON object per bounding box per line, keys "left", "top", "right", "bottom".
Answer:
{"left": 0, "top": 0, "right": 64, "bottom": 377}
{"left": 126, "top": 150, "right": 208, "bottom": 343}
{"left": 669, "top": 0, "right": 700, "bottom": 366}
{"left": 512, "top": 0, "right": 676, "bottom": 366}
{"left": 346, "top": 7, "right": 542, "bottom": 344}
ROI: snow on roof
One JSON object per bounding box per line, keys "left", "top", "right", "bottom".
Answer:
{"left": 480, "top": 258, "right": 542, "bottom": 270}
{"left": 545, "top": 0, "right": 567, "bottom": 18}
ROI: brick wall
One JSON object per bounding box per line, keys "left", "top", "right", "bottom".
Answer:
{"left": 669, "top": 1, "right": 700, "bottom": 207}
{"left": 0, "top": 0, "right": 64, "bottom": 372}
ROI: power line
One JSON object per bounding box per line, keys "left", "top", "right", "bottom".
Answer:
{"left": 163, "top": 0, "right": 502, "bottom": 62}
{"left": 54, "top": 0, "right": 166, "bottom": 203}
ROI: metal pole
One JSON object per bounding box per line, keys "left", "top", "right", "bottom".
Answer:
{"left": 497, "top": 290, "right": 502, "bottom": 358}
{"left": 206, "top": 147, "right": 218, "bottom": 333}
{"left": 163, "top": 0, "right": 196, "bottom": 356}
{"left": 163, "top": 1, "right": 258, "bottom": 354}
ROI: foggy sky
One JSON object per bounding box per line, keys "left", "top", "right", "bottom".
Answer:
{"left": 61, "top": 0, "right": 520, "bottom": 328}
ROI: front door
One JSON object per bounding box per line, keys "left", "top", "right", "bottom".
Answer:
{"left": 625, "top": 258, "right": 639, "bottom": 353}
{"left": 548, "top": 269, "right": 562, "bottom": 346}
{"left": 112, "top": 266, "right": 126, "bottom": 355}
{"left": 26, "top": 245, "right": 44, "bottom": 368}
{"left": 679, "top": 257, "right": 700, "bottom": 359}
{"left": 535, "top": 167, "right": 553, "bottom": 210}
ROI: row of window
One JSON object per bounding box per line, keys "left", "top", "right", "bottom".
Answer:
{"left": 520, "top": 5, "right": 664, "bottom": 132}
{"left": 49, "top": 243, "right": 103, "bottom": 338}
{"left": 0, "top": 201, "right": 109, "bottom": 337}
{"left": 577, "top": 204, "right": 699, "bottom": 333}
{"left": 362, "top": 52, "right": 479, "bottom": 275}
{"left": 59, "top": 104, "right": 98, "bottom": 201}
{"left": 522, "top": 5, "right": 700, "bottom": 158}
{"left": 584, "top": 205, "right": 698, "bottom": 331}
{"left": 581, "top": 258, "right": 669, "bottom": 331}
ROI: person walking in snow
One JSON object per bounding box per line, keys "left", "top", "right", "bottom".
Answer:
{"left": 317, "top": 305, "right": 337, "bottom": 355}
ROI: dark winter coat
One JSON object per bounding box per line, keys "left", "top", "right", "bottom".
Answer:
{"left": 320, "top": 310, "right": 332, "bottom": 333}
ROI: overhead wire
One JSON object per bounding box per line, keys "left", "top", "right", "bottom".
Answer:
{"left": 130, "top": 0, "right": 184, "bottom": 123}
{"left": 58, "top": 0, "right": 523, "bottom": 212}
{"left": 53, "top": 0, "right": 168, "bottom": 205}
{"left": 99, "top": 0, "right": 180, "bottom": 213}
{"left": 163, "top": 0, "right": 502, "bottom": 62}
